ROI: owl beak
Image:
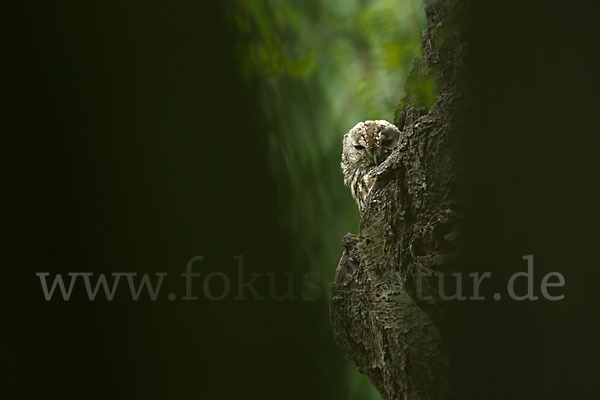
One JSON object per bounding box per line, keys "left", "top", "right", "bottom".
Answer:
{"left": 373, "top": 154, "right": 379, "bottom": 165}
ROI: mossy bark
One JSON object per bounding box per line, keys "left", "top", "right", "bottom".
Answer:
{"left": 330, "top": 1, "right": 467, "bottom": 399}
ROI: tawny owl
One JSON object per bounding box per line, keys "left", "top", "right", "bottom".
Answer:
{"left": 341, "top": 120, "right": 401, "bottom": 213}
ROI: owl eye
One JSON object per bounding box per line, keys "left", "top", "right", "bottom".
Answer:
{"left": 353, "top": 145, "right": 365, "bottom": 150}
{"left": 381, "top": 139, "right": 394, "bottom": 146}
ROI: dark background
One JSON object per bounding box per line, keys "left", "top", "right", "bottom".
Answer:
{"left": 459, "top": 0, "right": 600, "bottom": 398}
{"left": 6, "top": 1, "right": 342, "bottom": 399}
{"left": 5, "top": 0, "right": 600, "bottom": 399}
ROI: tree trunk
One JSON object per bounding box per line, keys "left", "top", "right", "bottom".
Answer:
{"left": 330, "top": 0, "right": 467, "bottom": 399}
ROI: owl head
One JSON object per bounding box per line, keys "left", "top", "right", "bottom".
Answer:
{"left": 341, "top": 120, "right": 400, "bottom": 170}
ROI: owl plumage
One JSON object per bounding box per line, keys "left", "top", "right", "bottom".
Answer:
{"left": 341, "top": 120, "right": 401, "bottom": 213}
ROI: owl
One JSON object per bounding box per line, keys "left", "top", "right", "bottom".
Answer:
{"left": 341, "top": 120, "right": 401, "bottom": 213}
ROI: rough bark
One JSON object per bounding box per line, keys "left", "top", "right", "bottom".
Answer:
{"left": 330, "top": 0, "right": 467, "bottom": 399}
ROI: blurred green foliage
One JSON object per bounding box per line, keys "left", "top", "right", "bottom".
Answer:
{"left": 226, "top": 0, "right": 425, "bottom": 398}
